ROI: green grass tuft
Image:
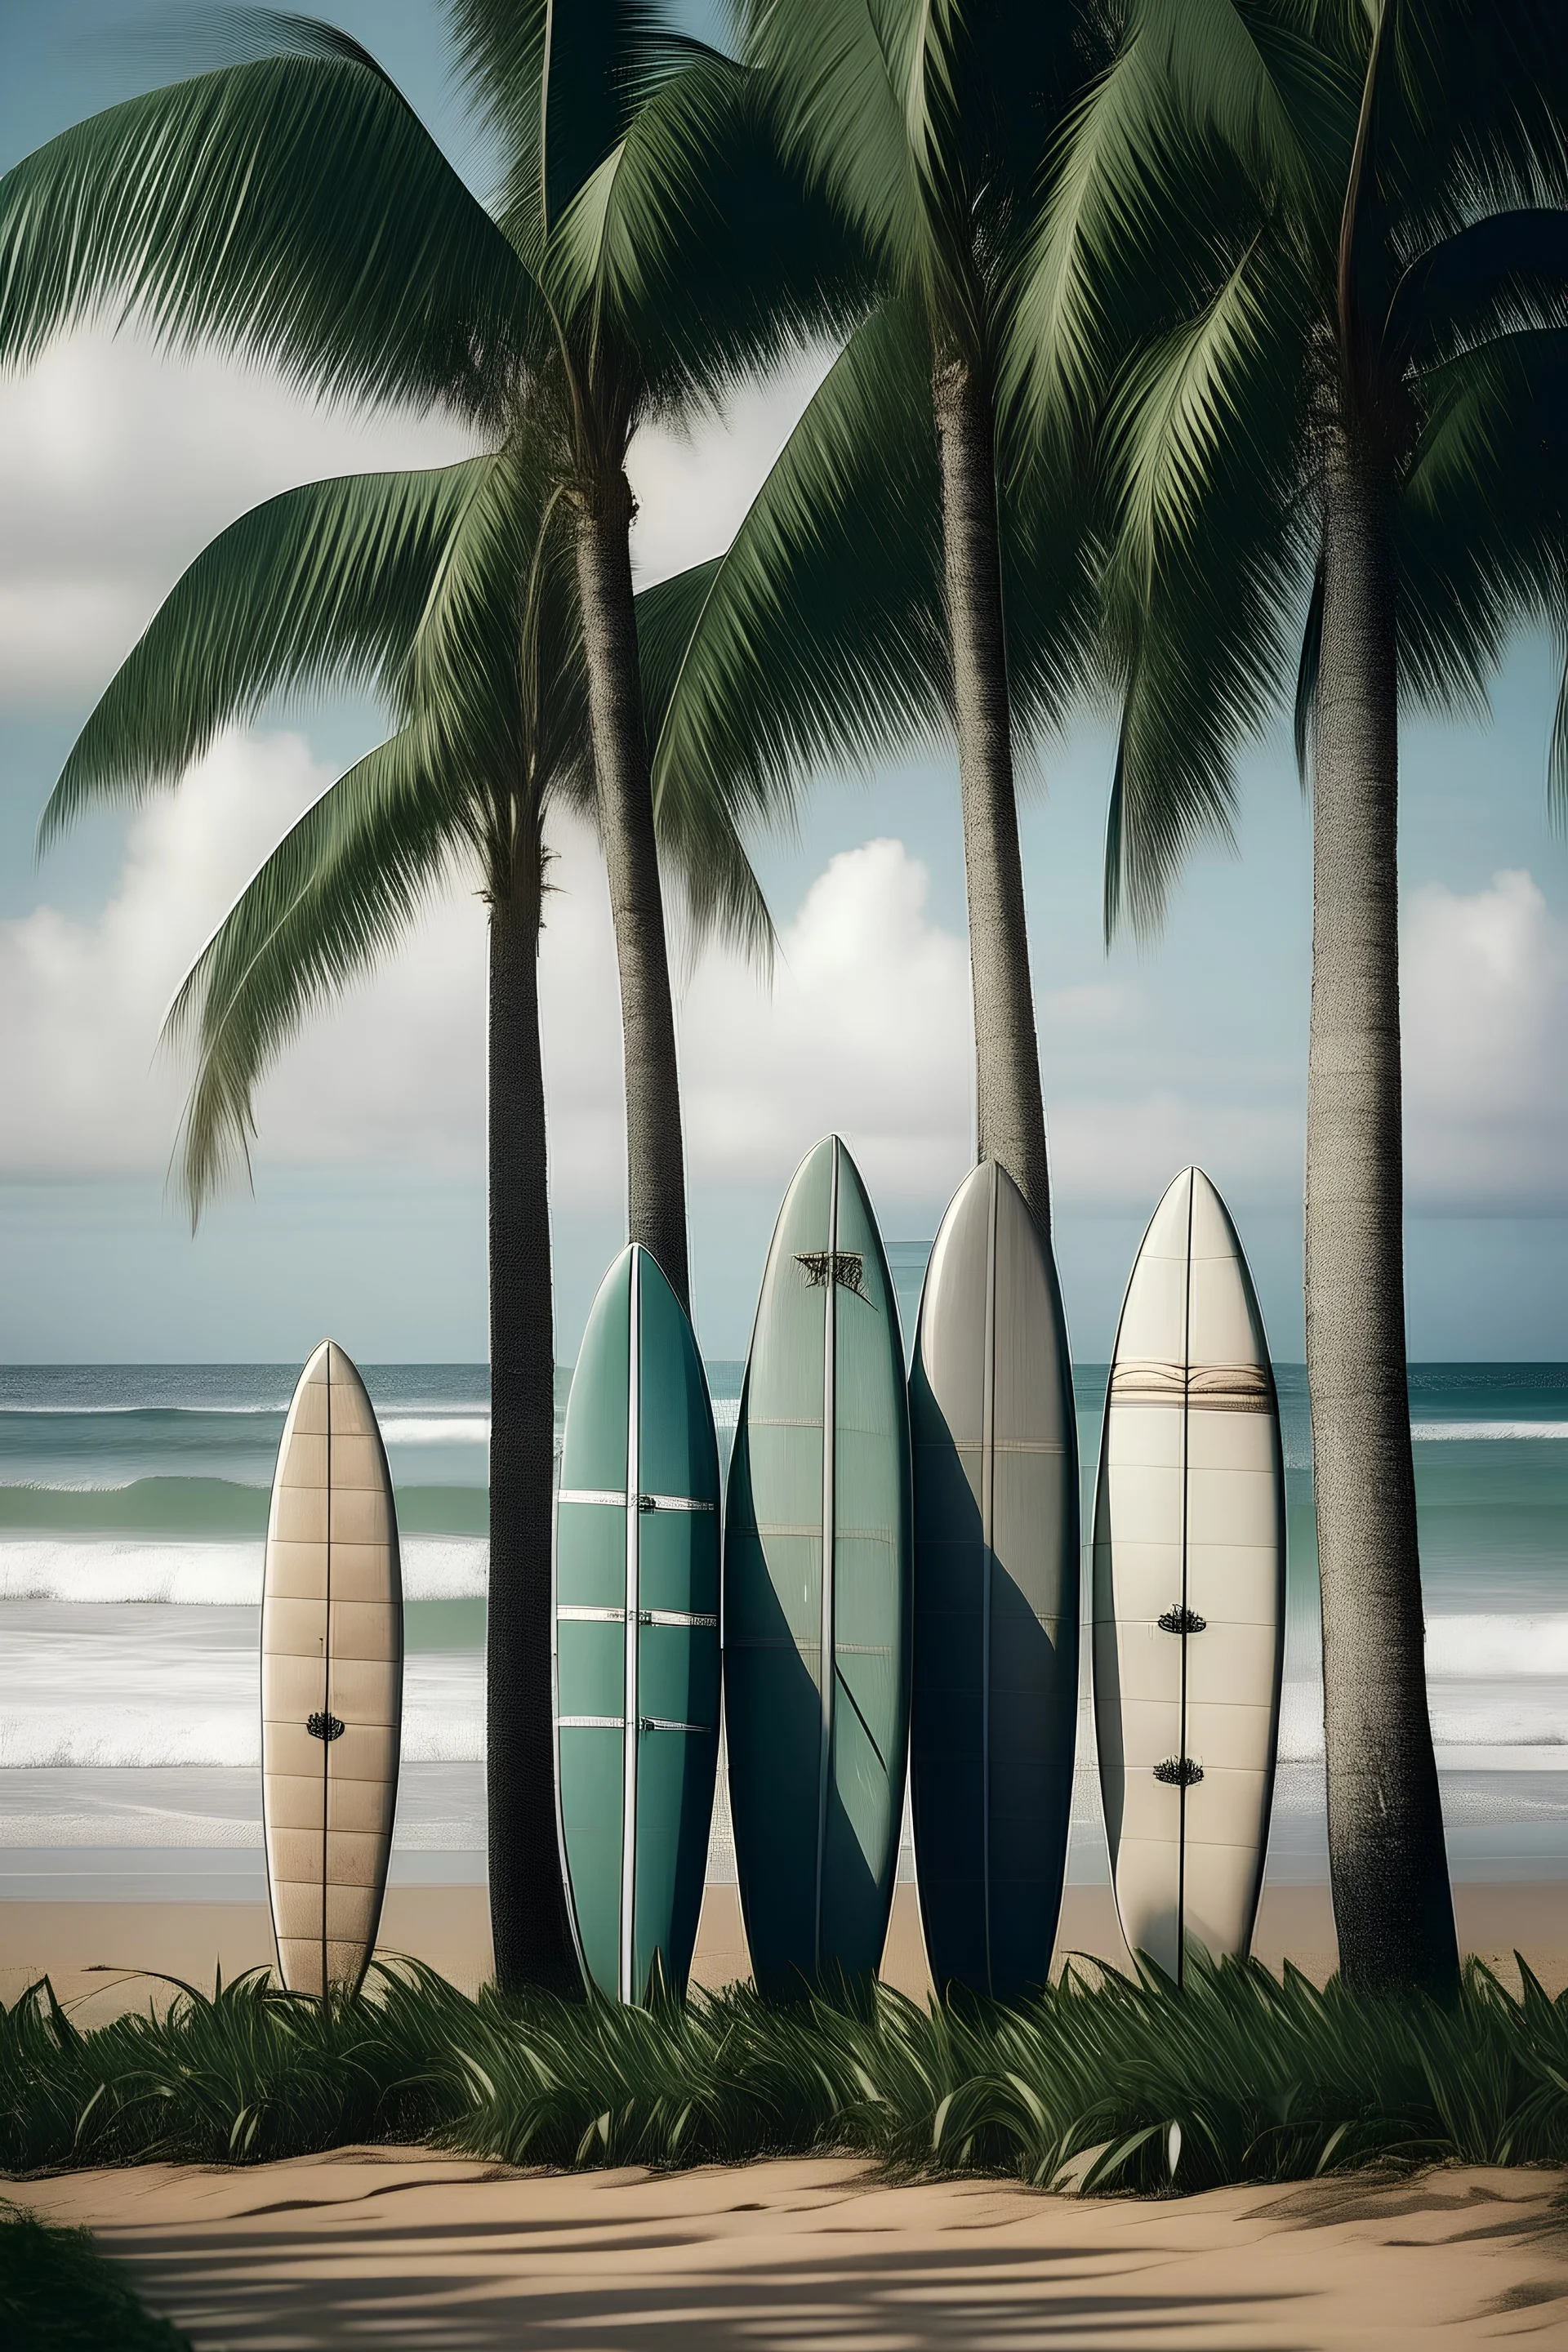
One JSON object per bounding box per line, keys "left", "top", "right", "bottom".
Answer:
{"left": 4, "top": 1951, "right": 1568, "bottom": 2194}
{"left": 0, "top": 2205, "right": 192, "bottom": 2350}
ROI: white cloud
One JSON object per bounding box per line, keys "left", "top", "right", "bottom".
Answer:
{"left": 0, "top": 733, "right": 331, "bottom": 1170}
{"left": 0, "top": 751, "right": 978, "bottom": 1205}
{"left": 681, "top": 838, "right": 974, "bottom": 1204}
{"left": 526, "top": 828, "right": 975, "bottom": 1214}
{"left": 1046, "top": 1092, "right": 1302, "bottom": 1208}
{"left": 526, "top": 824, "right": 1306, "bottom": 1219}
{"left": 0, "top": 327, "right": 827, "bottom": 707}
{"left": 0, "top": 731, "right": 487, "bottom": 1178}
{"left": 0, "top": 332, "right": 478, "bottom": 706}
{"left": 0, "top": 748, "right": 1316, "bottom": 1226}
{"left": 627, "top": 349, "right": 831, "bottom": 587}
{"left": 1404, "top": 868, "right": 1568, "bottom": 1209}
{"left": 0, "top": 777, "right": 970, "bottom": 1209}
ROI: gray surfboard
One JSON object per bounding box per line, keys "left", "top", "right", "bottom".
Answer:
{"left": 910, "top": 1160, "right": 1079, "bottom": 1999}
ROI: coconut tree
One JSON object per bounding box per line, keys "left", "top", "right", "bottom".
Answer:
{"left": 37, "top": 425, "right": 762, "bottom": 1993}
{"left": 0, "top": 4, "right": 853, "bottom": 1307}
{"left": 1009, "top": 0, "right": 1568, "bottom": 1993}
{"left": 643, "top": 0, "right": 1105, "bottom": 1231}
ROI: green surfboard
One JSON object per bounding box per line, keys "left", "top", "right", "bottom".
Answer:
{"left": 724, "top": 1136, "right": 912, "bottom": 1998}
{"left": 555, "top": 1245, "right": 720, "bottom": 2003}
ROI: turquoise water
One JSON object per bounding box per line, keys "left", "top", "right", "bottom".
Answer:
{"left": 0, "top": 1361, "right": 1562, "bottom": 1898}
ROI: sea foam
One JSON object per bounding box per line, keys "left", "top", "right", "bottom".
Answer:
{"left": 0, "top": 1652, "right": 483, "bottom": 1770}
{"left": 1412, "top": 1421, "right": 1568, "bottom": 1441}
{"left": 379, "top": 1416, "right": 491, "bottom": 1445}
{"left": 0, "top": 1535, "right": 488, "bottom": 1605}
{"left": 1427, "top": 1615, "right": 1568, "bottom": 1677}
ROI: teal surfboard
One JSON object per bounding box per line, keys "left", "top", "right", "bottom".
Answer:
{"left": 910, "top": 1161, "right": 1079, "bottom": 2000}
{"left": 724, "top": 1136, "right": 912, "bottom": 1998}
{"left": 555, "top": 1245, "right": 720, "bottom": 2003}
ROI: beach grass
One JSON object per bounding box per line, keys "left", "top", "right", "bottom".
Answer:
{"left": 0, "top": 2204, "right": 193, "bottom": 2349}
{"left": 4, "top": 1953, "right": 1568, "bottom": 2194}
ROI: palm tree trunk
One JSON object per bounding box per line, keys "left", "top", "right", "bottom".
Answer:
{"left": 1307, "top": 415, "right": 1458, "bottom": 1998}
{"left": 575, "top": 470, "right": 691, "bottom": 1307}
{"left": 932, "top": 352, "right": 1051, "bottom": 1227}
{"left": 486, "top": 847, "right": 578, "bottom": 1994}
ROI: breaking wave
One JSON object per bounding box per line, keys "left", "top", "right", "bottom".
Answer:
{"left": 0, "top": 1536, "right": 488, "bottom": 1606}
{"left": 1412, "top": 1421, "right": 1568, "bottom": 1441}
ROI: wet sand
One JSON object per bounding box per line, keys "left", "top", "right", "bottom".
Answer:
{"left": 12, "top": 2149, "right": 1568, "bottom": 2350}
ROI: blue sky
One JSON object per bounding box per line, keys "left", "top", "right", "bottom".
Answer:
{"left": 2, "top": 1, "right": 1566, "bottom": 1365}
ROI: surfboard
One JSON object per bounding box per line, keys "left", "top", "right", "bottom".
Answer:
{"left": 555, "top": 1245, "right": 720, "bottom": 2004}
{"left": 261, "top": 1340, "right": 403, "bottom": 1998}
{"left": 1093, "top": 1168, "right": 1285, "bottom": 1981}
{"left": 910, "top": 1160, "right": 1080, "bottom": 2001}
{"left": 724, "top": 1135, "right": 911, "bottom": 1998}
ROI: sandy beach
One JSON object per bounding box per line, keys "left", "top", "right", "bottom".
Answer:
{"left": 5, "top": 1879, "right": 1568, "bottom": 2019}
{"left": 10, "top": 2149, "right": 1566, "bottom": 2350}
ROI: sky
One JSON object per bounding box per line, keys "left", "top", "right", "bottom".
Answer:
{"left": 2, "top": 2, "right": 1567, "bottom": 1366}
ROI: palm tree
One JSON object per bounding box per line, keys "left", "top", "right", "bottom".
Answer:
{"left": 647, "top": 1, "right": 1102, "bottom": 1232}
{"left": 38, "top": 430, "right": 760, "bottom": 1993}
{"left": 1009, "top": 0, "right": 1568, "bottom": 1993}
{"left": 0, "top": 4, "right": 849, "bottom": 1308}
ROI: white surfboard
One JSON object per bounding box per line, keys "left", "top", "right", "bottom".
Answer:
{"left": 1093, "top": 1169, "right": 1285, "bottom": 1980}
{"left": 261, "top": 1341, "right": 403, "bottom": 1996}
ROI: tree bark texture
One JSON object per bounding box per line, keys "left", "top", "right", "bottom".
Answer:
{"left": 933, "top": 354, "right": 1052, "bottom": 1230}
{"left": 486, "top": 859, "right": 579, "bottom": 1994}
{"left": 1307, "top": 416, "right": 1458, "bottom": 1997}
{"left": 575, "top": 474, "right": 691, "bottom": 1308}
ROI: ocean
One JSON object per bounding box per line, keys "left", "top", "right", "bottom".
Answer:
{"left": 0, "top": 1359, "right": 1564, "bottom": 1904}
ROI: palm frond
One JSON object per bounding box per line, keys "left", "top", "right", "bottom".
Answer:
{"left": 655, "top": 768, "right": 777, "bottom": 973}
{"left": 1384, "top": 0, "right": 1568, "bottom": 232}
{"left": 167, "top": 726, "right": 470, "bottom": 1217}
{"left": 542, "top": 51, "right": 868, "bottom": 421}
{"left": 1106, "top": 237, "right": 1279, "bottom": 573}
{"left": 42, "top": 461, "right": 497, "bottom": 846}
{"left": 1096, "top": 295, "right": 1312, "bottom": 929}
{"left": 1294, "top": 547, "right": 1325, "bottom": 788}
{"left": 388, "top": 438, "right": 586, "bottom": 807}
{"left": 0, "top": 35, "right": 532, "bottom": 418}
{"left": 1004, "top": 0, "right": 1354, "bottom": 457}
{"left": 1398, "top": 324, "right": 1568, "bottom": 720}
{"left": 645, "top": 297, "right": 947, "bottom": 842}
{"left": 1384, "top": 209, "right": 1568, "bottom": 371}
{"left": 1100, "top": 615, "right": 1241, "bottom": 942}
{"left": 1548, "top": 641, "right": 1568, "bottom": 833}
{"left": 743, "top": 0, "right": 930, "bottom": 287}
{"left": 452, "top": 0, "right": 731, "bottom": 244}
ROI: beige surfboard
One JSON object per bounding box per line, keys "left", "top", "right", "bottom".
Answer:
{"left": 262, "top": 1340, "right": 403, "bottom": 1996}
{"left": 1093, "top": 1169, "right": 1285, "bottom": 1981}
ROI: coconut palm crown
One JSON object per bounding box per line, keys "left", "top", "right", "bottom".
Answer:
{"left": 0, "top": 2, "right": 858, "bottom": 1310}
{"left": 1009, "top": 0, "right": 1568, "bottom": 1993}
{"left": 645, "top": 0, "right": 1106, "bottom": 1236}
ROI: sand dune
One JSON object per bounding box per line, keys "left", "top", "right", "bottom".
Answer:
{"left": 15, "top": 2150, "right": 1568, "bottom": 2350}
